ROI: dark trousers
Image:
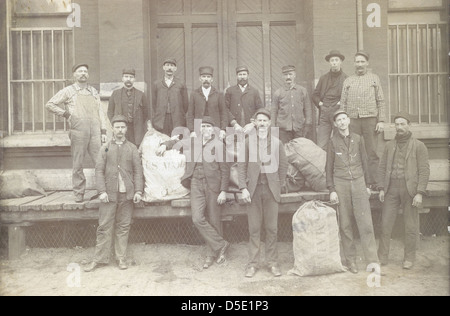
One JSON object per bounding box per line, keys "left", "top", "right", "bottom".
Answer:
{"left": 378, "top": 178, "right": 419, "bottom": 263}
{"left": 247, "top": 183, "right": 279, "bottom": 268}
{"left": 334, "top": 176, "right": 379, "bottom": 264}
{"left": 317, "top": 104, "right": 340, "bottom": 150}
{"left": 349, "top": 117, "right": 379, "bottom": 184}
{"left": 93, "top": 193, "right": 133, "bottom": 263}
{"left": 159, "top": 113, "right": 174, "bottom": 137}
{"left": 190, "top": 177, "right": 226, "bottom": 257}
{"left": 279, "top": 129, "right": 303, "bottom": 145}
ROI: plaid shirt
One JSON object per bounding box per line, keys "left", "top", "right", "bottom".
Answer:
{"left": 340, "top": 72, "right": 386, "bottom": 122}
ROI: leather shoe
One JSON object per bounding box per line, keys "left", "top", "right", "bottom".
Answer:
{"left": 118, "top": 259, "right": 128, "bottom": 270}
{"left": 216, "top": 241, "right": 230, "bottom": 264}
{"left": 203, "top": 256, "right": 215, "bottom": 269}
{"left": 75, "top": 195, "right": 84, "bottom": 203}
{"left": 269, "top": 266, "right": 282, "bottom": 277}
{"left": 245, "top": 266, "right": 257, "bottom": 278}
{"left": 348, "top": 262, "right": 358, "bottom": 274}
{"left": 84, "top": 261, "right": 99, "bottom": 272}
{"left": 403, "top": 261, "right": 414, "bottom": 270}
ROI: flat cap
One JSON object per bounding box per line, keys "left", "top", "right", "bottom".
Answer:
{"left": 163, "top": 58, "right": 177, "bottom": 66}
{"left": 201, "top": 116, "right": 216, "bottom": 127}
{"left": 355, "top": 50, "right": 370, "bottom": 61}
{"left": 236, "top": 65, "right": 249, "bottom": 74}
{"left": 393, "top": 111, "right": 412, "bottom": 123}
{"left": 72, "top": 63, "right": 88, "bottom": 73}
{"left": 254, "top": 108, "right": 271, "bottom": 120}
{"left": 282, "top": 65, "right": 296, "bottom": 73}
{"left": 199, "top": 66, "right": 214, "bottom": 76}
{"left": 325, "top": 50, "right": 345, "bottom": 62}
{"left": 111, "top": 114, "right": 128, "bottom": 125}
{"left": 332, "top": 109, "right": 348, "bottom": 121}
{"left": 122, "top": 68, "right": 135, "bottom": 76}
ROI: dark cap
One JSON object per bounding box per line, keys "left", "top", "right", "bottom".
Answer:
{"left": 201, "top": 116, "right": 216, "bottom": 127}
{"left": 254, "top": 108, "right": 271, "bottom": 120}
{"left": 325, "top": 50, "right": 345, "bottom": 62}
{"left": 236, "top": 65, "right": 249, "bottom": 74}
{"left": 199, "top": 66, "right": 214, "bottom": 76}
{"left": 163, "top": 58, "right": 177, "bottom": 66}
{"left": 355, "top": 50, "right": 370, "bottom": 61}
{"left": 72, "top": 63, "right": 88, "bottom": 73}
{"left": 282, "top": 65, "right": 296, "bottom": 73}
{"left": 393, "top": 112, "right": 412, "bottom": 123}
{"left": 122, "top": 68, "right": 135, "bottom": 76}
{"left": 111, "top": 114, "right": 128, "bottom": 125}
{"left": 332, "top": 109, "right": 348, "bottom": 121}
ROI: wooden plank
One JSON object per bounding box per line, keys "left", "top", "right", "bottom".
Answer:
{"left": 19, "top": 192, "right": 59, "bottom": 211}
{"left": 62, "top": 190, "right": 97, "bottom": 210}
{"left": 41, "top": 191, "right": 74, "bottom": 211}
{"left": 0, "top": 195, "right": 47, "bottom": 212}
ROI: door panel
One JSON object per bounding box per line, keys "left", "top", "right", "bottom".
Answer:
{"left": 270, "top": 23, "right": 297, "bottom": 91}
{"left": 156, "top": 27, "right": 185, "bottom": 83}
{"left": 191, "top": 25, "right": 220, "bottom": 89}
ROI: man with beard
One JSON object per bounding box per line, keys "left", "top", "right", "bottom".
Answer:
{"left": 271, "top": 65, "right": 313, "bottom": 144}
{"left": 108, "top": 69, "right": 149, "bottom": 147}
{"left": 238, "top": 108, "right": 288, "bottom": 278}
{"left": 152, "top": 58, "right": 189, "bottom": 137}
{"left": 340, "top": 51, "right": 386, "bottom": 187}
{"left": 46, "top": 63, "right": 108, "bottom": 202}
{"left": 377, "top": 112, "right": 430, "bottom": 270}
{"left": 84, "top": 114, "right": 144, "bottom": 272}
{"left": 225, "top": 65, "right": 263, "bottom": 134}
{"left": 312, "top": 50, "right": 348, "bottom": 150}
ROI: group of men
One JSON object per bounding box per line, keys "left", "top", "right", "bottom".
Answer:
{"left": 45, "top": 49, "right": 429, "bottom": 276}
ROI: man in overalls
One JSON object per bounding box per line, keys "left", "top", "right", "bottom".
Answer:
{"left": 46, "top": 64, "right": 108, "bottom": 202}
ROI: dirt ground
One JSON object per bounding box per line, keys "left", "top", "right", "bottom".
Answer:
{"left": 0, "top": 235, "right": 448, "bottom": 296}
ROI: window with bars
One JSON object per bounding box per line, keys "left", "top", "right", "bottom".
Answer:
{"left": 388, "top": 23, "right": 448, "bottom": 124}
{"left": 9, "top": 28, "right": 74, "bottom": 133}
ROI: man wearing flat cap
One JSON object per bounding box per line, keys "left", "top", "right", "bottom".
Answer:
{"left": 312, "top": 50, "right": 348, "bottom": 150}
{"left": 158, "top": 116, "right": 231, "bottom": 269}
{"left": 187, "top": 66, "right": 228, "bottom": 140}
{"left": 108, "top": 68, "right": 149, "bottom": 147}
{"left": 225, "top": 66, "right": 263, "bottom": 134}
{"left": 46, "top": 63, "right": 108, "bottom": 203}
{"left": 271, "top": 65, "right": 313, "bottom": 144}
{"left": 152, "top": 58, "right": 189, "bottom": 137}
{"left": 377, "top": 112, "right": 430, "bottom": 270}
{"left": 84, "top": 114, "right": 144, "bottom": 272}
{"left": 326, "top": 109, "right": 379, "bottom": 274}
{"left": 340, "top": 50, "right": 386, "bottom": 187}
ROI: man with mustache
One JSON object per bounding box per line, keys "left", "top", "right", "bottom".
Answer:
{"left": 340, "top": 51, "right": 386, "bottom": 187}
{"left": 225, "top": 65, "right": 263, "bottom": 134}
{"left": 271, "top": 65, "right": 313, "bottom": 144}
{"left": 84, "top": 114, "right": 144, "bottom": 272}
{"left": 377, "top": 112, "right": 430, "bottom": 270}
{"left": 152, "top": 58, "right": 189, "bottom": 137}
{"left": 312, "top": 50, "right": 348, "bottom": 150}
{"left": 187, "top": 66, "right": 227, "bottom": 140}
{"left": 46, "top": 63, "right": 108, "bottom": 203}
{"left": 108, "top": 69, "right": 149, "bottom": 147}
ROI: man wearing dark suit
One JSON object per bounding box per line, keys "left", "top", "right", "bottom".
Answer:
{"left": 108, "top": 69, "right": 149, "bottom": 147}
{"left": 187, "top": 67, "right": 228, "bottom": 140}
{"left": 225, "top": 65, "right": 263, "bottom": 134}
{"left": 152, "top": 58, "right": 189, "bottom": 137}
{"left": 238, "top": 108, "right": 288, "bottom": 278}
{"left": 377, "top": 112, "right": 430, "bottom": 270}
{"left": 159, "top": 116, "right": 231, "bottom": 269}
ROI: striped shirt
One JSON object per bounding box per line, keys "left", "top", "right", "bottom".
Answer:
{"left": 340, "top": 72, "right": 386, "bottom": 122}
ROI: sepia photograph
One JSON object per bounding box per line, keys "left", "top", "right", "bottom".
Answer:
{"left": 0, "top": 0, "right": 448, "bottom": 299}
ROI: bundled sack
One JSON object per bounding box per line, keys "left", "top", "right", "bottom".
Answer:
{"left": 140, "top": 130, "right": 190, "bottom": 203}
{"left": 284, "top": 138, "right": 327, "bottom": 191}
{"left": 284, "top": 163, "right": 306, "bottom": 193}
{"left": 0, "top": 170, "right": 47, "bottom": 199}
{"left": 288, "top": 200, "right": 345, "bottom": 276}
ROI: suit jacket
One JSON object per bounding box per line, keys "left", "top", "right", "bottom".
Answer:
{"left": 187, "top": 87, "right": 228, "bottom": 132}
{"left": 377, "top": 136, "right": 430, "bottom": 197}
{"left": 164, "top": 136, "right": 230, "bottom": 194}
{"left": 151, "top": 77, "right": 189, "bottom": 132}
{"left": 96, "top": 139, "right": 144, "bottom": 202}
{"left": 225, "top": 84, "right": 263, "bottom": 126}
{"left": 108, "top": 87, "right": 149, "bottom": 146}
{"left": 237, "top": 135, "right": 288, "bottom": 203}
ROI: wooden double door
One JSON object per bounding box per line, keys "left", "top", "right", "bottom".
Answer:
{"left": 149, "top": 0, "right": 307, "bottom": 106}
